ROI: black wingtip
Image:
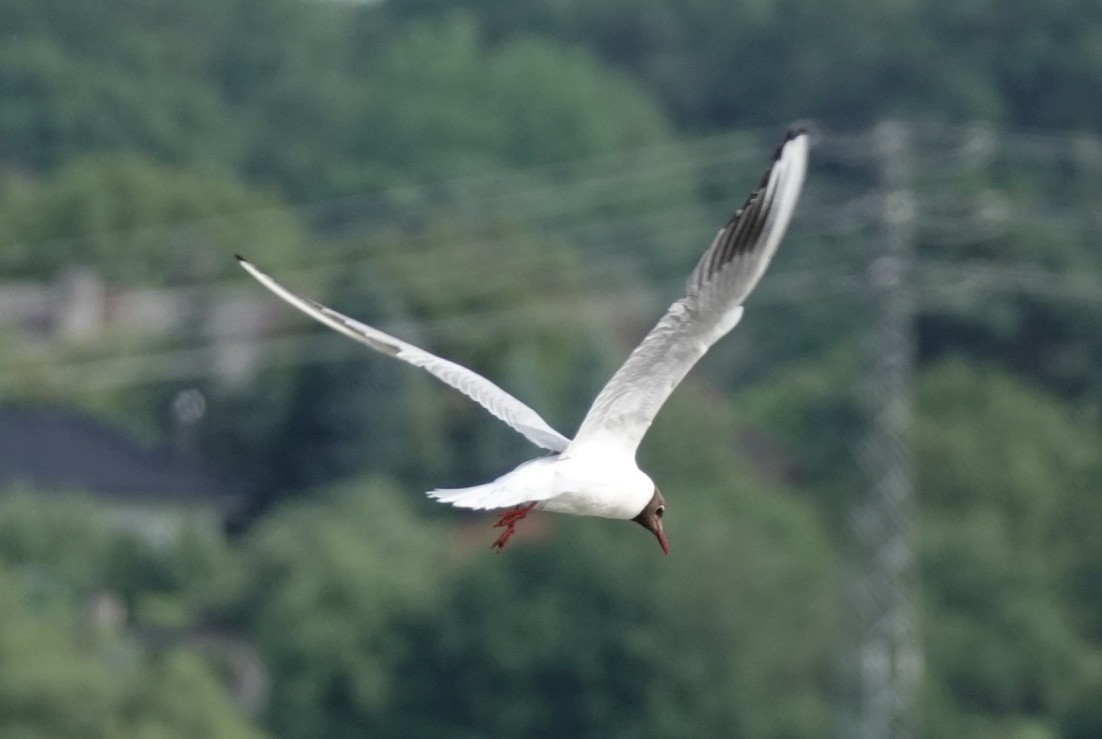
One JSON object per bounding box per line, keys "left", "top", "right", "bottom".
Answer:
{"left": 235, "top": 253, "right": 247, "bottom": 263}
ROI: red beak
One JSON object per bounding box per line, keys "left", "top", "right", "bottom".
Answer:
{"left": 654, "top": 524, "right": 670, "bottom": 555}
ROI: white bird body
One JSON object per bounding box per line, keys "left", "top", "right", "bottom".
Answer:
{"left": 430, "top": 439, "right": 655, "bottom": 520}
{"left": 238, "top": 128, "right": 810, "bottom": 552}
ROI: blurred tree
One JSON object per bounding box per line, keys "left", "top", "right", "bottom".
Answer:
{"left": 247, "top": 219, "right": 624, "bottom": 503}
{"left": 383, "top": 517, "right": 836, "bottom": 738}
{"left": 0, "top": 490, "right": 118, "bottom": 587}
{"left": 210, "top": 0, "right": 347, "bottom": 107}
{"left": 0, "top": 36, "right": 238, "bottom": 171}
{"left": 0, "top": 496, "right": 265, "bottom": 737}
{"left": 234, "top": 375, "right": 841, "bottom": 738}
{"left": 365, "top": 221, "right": 614, "bottom": 487}
{"left": 734, "top": 345, "right": 868, "bottom": 533}
{"left": 731, "top": 353, "right": 1102, "bottom": 736}
{"left": 914, "top": 145, "right": 1102, "bottom": 408}
{"left": 0, "top": 1, "right": 1100, "bottom": 736}
{"left": 370, "top": 16, "right": 671, "bottom": 165}
{"left": 260, "top": 263, "right": 428, "bottom": 495}
{"left": 239, "top": 14, "right": 674, "bottom": 199}
{"left": 916, "top": 361, "right": 1102, "bottom": 735}
{"left": 0, "top": 154, "right": 305, "bottom": 283}
{"left": 377, "top": 463, "right": 839, "bottom": 737}
{"left": 0, "top": 568, "right": 266, "bottom": 737}
{"left": 0, "top": 491, "right": 240, "bottom": 622}
{"left": 383, "top": 0, "right": 1102, "bottom": 131}
{"left": 0, "top": 155, "right": 312, "bottom": 499}
{"left": 237, "top": 477, "right": 449, "bottom": 738}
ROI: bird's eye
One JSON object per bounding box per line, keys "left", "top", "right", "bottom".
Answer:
{"left": 655, "top": 505, "right": 665, "bottom": 518}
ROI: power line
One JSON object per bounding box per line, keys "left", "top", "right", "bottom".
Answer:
{"left": 8, "top": 246, "right": 1101, "bottom": 394}
{"left": 5, "top": 121, "right": 1094, "bottom": 279}
{"left": 4, "top": 119, "right": 1102, "bottom": 739}
{"left": 0, "top": 133, "right": 774, "bottom": 266}
{"left": 0, "top": 264, "right": 870, "bottom": 389}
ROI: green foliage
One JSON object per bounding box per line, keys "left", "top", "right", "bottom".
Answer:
{"left": 361, "top": 17, "right": 672, "bottom": 170}
{"left": 367, "top": 222, "right": 604, "bottom": 477}
{"left": 258, "top": 220, "right": 627, "bottom": 496}
{"left": 0, "top": 2, "right": 676, "bottom": 198}
{"left": 0, "top": 495, "right": 265, "bottom": 737}
{"left": 234, "top": 448, "right": 839, "bottom": 738}
{"left": 1, "top": 0, "right": 1101, "bottom": 736}
{"left": 0, "top": 36, "right": 238, "bottom": 171}
{"left": 730, "top": 355, "right": 1102, "bottom": 736}
{"left": 0, "top": 490, "right": 240, "bottom": 616}
{"left": 236, "top": 14, "right": 674, "bottom": 198}
{"left": 385, "top": 0, "right": 1102, "bottom": 130}
{"left": 916, "top": 361, "right": 1102, "bottom": 734}
{"left": 0, "top": 491, "right": 119, "bottom": 588}
{"left": 0, "top": 155, "right": 304, "bottom": 283}
{"left": 223, "top": 374, "right": 843, "bottom": 737}
{"left": 175, "top": 364, "right": 305, "bottom": 509}
{"left": 733, "top": 345, "right": 868, "bottom": 531}
{"left": 386, "top": 507, "right": 837, "bottom": 738}
{"left": 0, "top": 573, "right": 266, "bottom": 737}
{"left": 238, "top": 477, "right": 448, "bottom": 738}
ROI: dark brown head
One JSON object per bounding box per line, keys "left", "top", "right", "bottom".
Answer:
{"left": 632, "top": 489, "right": 669, "bottom": 554}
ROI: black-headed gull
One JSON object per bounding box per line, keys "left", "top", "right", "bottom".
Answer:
{"left": 238, "top": 127, "right": 808, "bottom": 554}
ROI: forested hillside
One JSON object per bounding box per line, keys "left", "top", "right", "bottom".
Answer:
{"left": 0, "top": 1, "right": 1099, "bottom": 737}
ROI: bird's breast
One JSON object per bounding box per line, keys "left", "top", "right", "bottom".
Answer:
{"left": 535, "top": 454, "right": 652, "bottom": 520}
{"left": 536, "top": 490, "right": 646, "bottom": 519}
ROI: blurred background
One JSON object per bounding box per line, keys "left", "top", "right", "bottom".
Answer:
{"left": 0, "top": 1, "right": 1100, "bottom": 737}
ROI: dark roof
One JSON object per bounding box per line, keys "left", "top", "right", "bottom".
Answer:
{"left": 0, "top": 405, "right": 244, "bottom": 503}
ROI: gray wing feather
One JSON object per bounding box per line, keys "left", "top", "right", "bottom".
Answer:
{"left": 237, "top": 257, "right": 572, "bottom": 453}
{"left": 569, "top": 129, "right": 809, "bottom": 454}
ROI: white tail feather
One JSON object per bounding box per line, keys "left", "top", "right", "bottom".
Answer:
{"left": 428, "top": 456, "right": 560, "bottom": 510}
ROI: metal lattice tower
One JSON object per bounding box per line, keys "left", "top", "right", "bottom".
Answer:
{"left": 849, "top": 121, "right": 923, "bottom": 739}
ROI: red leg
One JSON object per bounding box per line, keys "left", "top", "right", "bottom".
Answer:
{"left": 490, "top": 502, "right": 537, "bottom": 553}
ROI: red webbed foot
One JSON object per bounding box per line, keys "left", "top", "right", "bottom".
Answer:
{"left": 490, "top": 502, "right": 537, "bottom": 553}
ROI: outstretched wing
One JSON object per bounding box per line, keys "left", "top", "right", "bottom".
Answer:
{"left": 569, "top": 128, "right": 809, "bottom": 455}
{"left": 237, "top": 256, "right": 571, "bottom": 452}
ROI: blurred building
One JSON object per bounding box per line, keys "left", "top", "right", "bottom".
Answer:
{"left": 0, "top": 271, "right": 269, "bottom": 386}
{"left": 0, "top": 405, "right": 245, "bottom": 543}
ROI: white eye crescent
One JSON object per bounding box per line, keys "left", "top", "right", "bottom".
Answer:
{"left": 655, "top": 505, "right": 665, "bottom": 518}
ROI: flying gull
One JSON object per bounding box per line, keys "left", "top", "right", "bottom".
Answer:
{"left": 238, "top": 127, "right": 809, "bottom": 554}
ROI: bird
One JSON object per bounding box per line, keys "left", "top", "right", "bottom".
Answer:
{"left": 237, "top": 127, "right": 809, "bottom": 554}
